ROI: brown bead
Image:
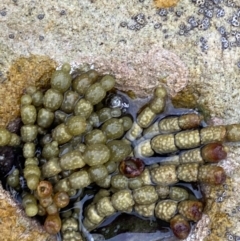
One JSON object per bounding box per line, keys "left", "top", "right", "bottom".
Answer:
{"left": 37, "top": 181, "right": 53, "bottom": 198}
{"left": 201, "top": 143, "right": 227, "bottom": 163}
{"left": 178, "top": 200, "right": 203, "bottom": 222}
{"left": 119, "top": 157, "right": 145, "bottom": 178}
{"left": 198, "top": 165, "right": 226, "bottom": 185}
{"left": 44, "top": 214, "right": 62, "bottom": 235}
{"left": 178, "top": 113, "right": 201, "bottom": 130}
{"left": 53, "top": 191, "right": 70, "bottom": 208}
{"left": 170, "top": 214, "right": 191, "bottom": 239}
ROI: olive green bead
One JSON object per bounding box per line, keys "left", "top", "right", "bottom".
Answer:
{"left": 42, "top": 141, "right": 59, "bottom": 159}
{"left": 25, "top": 203, "right": 38, "bottom": 217}
{"left": 128, "top": 177, "right": 143, "bottom": 190}
{"left": 83, "top": 144, "right": 110, "bottom": 166}
{"left": 154, "top": 85, "right": 167, "bottom": 98}
{"left": 8, "top": 133, "right": 21, "bottom": 146}
{"left": 105, "top": 160, "right": 118, "bottom": 173}
{"left": 150, "top": 165, "right": 178, "bottom": 186}
{"left": 59, "top": 150, "right": 85, "bottom": 170}
{"left": 111, "top": 190, "right": 134, "bottom": 212}
{"left": 61, "top": 217, "right": 78, "bottom": 232}
{"left": 86, "top": 204, "right": 104, "bottom": 225}
{"left": 22, "top": 193, "right": 38, "bottom": 217}
{"left": 23, "top": 142, "right": 35, "bottom": 158}
{"left": 25, "top": 86, "right": 37, "bottom": 96}
{"left": 21, "top": 94, "right": 32, "bottom": 105}
{"left": 155, "top": 200, "right": 178, "bottom": 222}
{"left": 52, "top": 123, "right": 73, "bottom": 145}
{"left": 95, "top": 175, "right": 111, "bottom": 188}
{"left": 88, "top": 165, "right": 108, "bottom": 182}
{"left": 111, "top": 174, "right": 128, "bottom": 189}
{"left": 107, "top": 140, "right": 132, "bottom": 162}
{"left": 121, "top": 116, "right": 133, "bottom": 131}
{"left": 88, "top": 113, "right": 100, "bottom": 127}
{"left": 99, "top": 75, "right": 115, "bottom": 91}
{"left": 137, "top": 107, "right": 156, "bottom": 128}
{"left": 149, "top": 96, "right": 166, "bottom": 114}
{"left": 84, "top": 129, "right": 106, "bottom": 145}
{"left": 50, "top": 70, "right": 72, "bottom": 93}
{"left": 87, "top": 69, "right": 99, "bottom": 82}
{"left": 133, "top": 185, "right": 158, "bottom": 205}
{"left": 54, "top": 178, "right": 71, "bottom": 192}
{"left": 68, "top": 170, "right": 91, "bottom": 189}
{"left": 31, "top": 91, "right": 43, "bottom": 107}
{"left": 22, "top": 193, "right": 37, "bottom": 208}
{"left": 85, "top": 83, "right": 106, "bottom": 105}
{"left": 7, "top": 169, "right": 19, "bottom": 188}
{"left": 169, "top": 187, "right": 189, "bottom": 201}
{"left": 226, "top": 124, "right": 240, "bottom": 142}
{"left": 96, "top": 197, "right": 116, "bottom": 217}
{"left": 20, "top": 125, "right": 38, "bottom": 142}
{"left": 72, "top": 73, "right": 93, "bottom": 95}
{"left": 97, "top": 108, "right": 112, "bottom": 123}
{"left": 61, "top": 63, "right": 71, "bottom": 73}
{"left": 93, "top": 189, "right": 110, "bottom": 203}
{"left": 25, "top": 157, "right": 39, "bottom": 166}
{"left": 37, "top": 108, "right": 54, "bottom": 128}
{"left": 0, "top": 127, "right": 11, "bottom": 146}
{"left": 61, "top": 90, "right": 79, "bottom": 114}
{"left": 135, "top": 203, "right": 155, "bottom": 218}
{"left": 83, "top": 217, "right": 96, "bottom": 230}
{"left": 26, "top": 174, "right": 40, "bottom": 190}
{"left": 74, "top": 99, "right": 93, "bottom": 118}
{"left": 110, "top": 108, "right": 122, "bottom": 118}
{"left": 66, "top": 116, "right": 87, "bottom": 136}
{"left": 62, "top": 231, "right": 83, "bottom": 240}
{"left": 21, "top": 104, "right": 37, "bottom": 125}
{"left": 101, "top": 118, "right": 124, "bottom": 140}
{"left": 43, "top": 88, "right": 63, "bottom": 111}
{"left": 24, "top": 164, "right": 41, "bottom": 178}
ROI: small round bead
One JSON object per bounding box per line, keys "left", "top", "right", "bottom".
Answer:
{"left": 51, "top": 69, "right": 72, "bottom": 93}
{"left": 150, "top": 165, "right": 178, "bottom": 186}
{"left": 43, "top": 88, "right": 63, "bottom": 111}
{"left": 21, "top": 105, "right": 37, "bottom": 125}
{"left": 111, "top": 190, "right": 134, "bottom": 212}
{"left": 96, "top": 197, "right": 116, "bottom": 217}
{"left": 0, "top": 127, "right": 11, "bottom": 146}
{"left": 155, "top": 200, "right": 178, "bottom": 221}
{"left": 170, "top": 214, "right": 191, "bottom": 239}
{"left": 133, "top": 185, "right": 158, "bottom": 205}
{"left": 37, "top": 180, "right": 53, "bottom": 198}
{"left": 44, "top": 214, "right": 62, "bottom": 235}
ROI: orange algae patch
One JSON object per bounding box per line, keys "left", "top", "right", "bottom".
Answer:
{"left": 0, "top": 55, "right": 56, "bottom": 128}
{"left": 154, "top": 0, "right": 180, "bottom": 8}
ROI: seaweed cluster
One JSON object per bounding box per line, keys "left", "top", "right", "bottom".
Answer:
{"left": 1, "top": 64, "right": 240, "bottom": 240}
